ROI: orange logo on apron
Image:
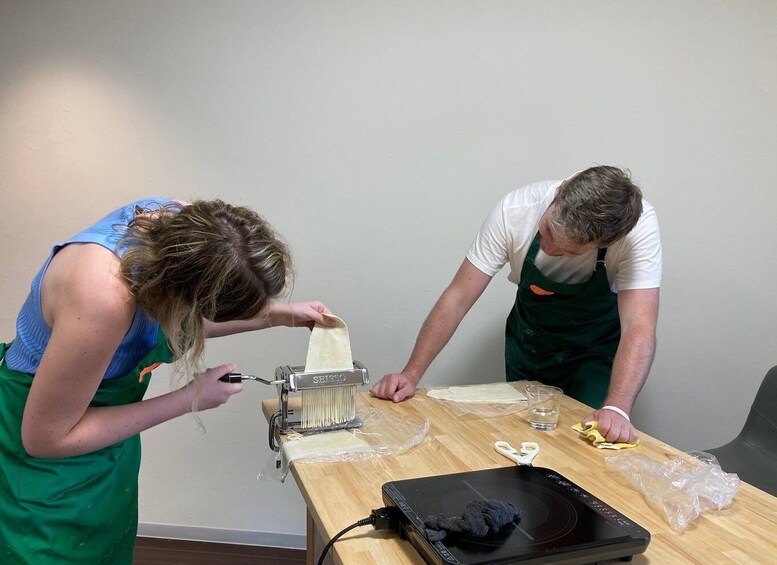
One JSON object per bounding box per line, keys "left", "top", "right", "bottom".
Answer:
{"left": 529, "top": 284, "right": 555, "bottom": 296}
{"left": 138, "top": 362, "right": 163, "bottom": 382}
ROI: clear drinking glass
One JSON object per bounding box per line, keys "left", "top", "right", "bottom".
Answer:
{"left": 525, "top": 384, "right": 563, "bottom": 430}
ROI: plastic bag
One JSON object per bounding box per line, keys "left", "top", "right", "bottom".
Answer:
{"left": 605, "top": 451, "right": 741, "bottom": 533}
{"left": 259, "top": 405, "right": 430, "bottom": 482}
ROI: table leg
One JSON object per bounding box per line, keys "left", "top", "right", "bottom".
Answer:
{"left": 306, "top": 509, "right": 315, "bottom": 565}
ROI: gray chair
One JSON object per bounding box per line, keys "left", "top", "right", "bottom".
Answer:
{"left": 705, "top": 365, "right": 777, "bottom": 497}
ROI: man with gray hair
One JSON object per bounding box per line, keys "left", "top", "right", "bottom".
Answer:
{"left": 371, "top": 166, "right": 661, "bottom": 444}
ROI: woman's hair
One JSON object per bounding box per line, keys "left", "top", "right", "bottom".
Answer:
{"left": 120, "top": 199, "right": 291, "bottom": 368}
{"left": 550, "top": 166, "right": 643, "bottom": 246}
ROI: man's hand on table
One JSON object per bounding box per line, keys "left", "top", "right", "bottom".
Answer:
{"left": 370, "top": 372, "right": 418, "bottom": 403}
{"left": 583, "top": 408, "right": 639, "bottom": 444}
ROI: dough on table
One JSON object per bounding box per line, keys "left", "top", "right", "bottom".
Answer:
{"left": 283, "top": 429, "right": 370, "bottom": 460}
{"left": 426, "top": 383, "right": 527, "bottom": 403}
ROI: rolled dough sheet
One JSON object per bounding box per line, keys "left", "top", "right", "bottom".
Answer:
{"left": 281, "top": 429, "right": 370, "bottom": 474}
{"left": 426, "top": 383, "right": 527, "bottom": 403}
{"left": 305, "top": 313, "right": 353, "bottom": 372}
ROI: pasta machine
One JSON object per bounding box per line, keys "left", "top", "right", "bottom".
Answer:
{"left": 222, "top": 361, "right": 370, "bottom": 451}
{"left": 268, "top": 361, "right": 369, "bottom": 451}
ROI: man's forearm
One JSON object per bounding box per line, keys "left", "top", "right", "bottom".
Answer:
{"left": 402, "top": 292, "right": 469, "bottom": 384}
{"left": 603, "top": 326, "right": 656, "bottom": 413}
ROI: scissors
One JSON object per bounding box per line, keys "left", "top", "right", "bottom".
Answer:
{"left": 494, "top": 440, "right": 540, "bottom": 466}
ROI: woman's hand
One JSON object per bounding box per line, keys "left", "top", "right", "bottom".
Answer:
{"left": 204, "top": 301, "right": 335, "bottom": 337}
{"left": 186, "top": 364, "right": 244, "bottom": 411}
{"left": 267, "top": 301, "right": 334, "bottom": 330}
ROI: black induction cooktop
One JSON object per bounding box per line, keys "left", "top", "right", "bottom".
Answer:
{"left": 382, "top": 466, "right": 650, "bottom": 564}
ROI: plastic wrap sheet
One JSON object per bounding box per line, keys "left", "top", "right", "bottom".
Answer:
{"left": 605, "top": 451, "right": 741, "bottom": 533}
{"left": 423, "top": 381, "right": 529, "bottom": 418}
{"left": 260, "top": 404, "right": 430, "bottom": 482}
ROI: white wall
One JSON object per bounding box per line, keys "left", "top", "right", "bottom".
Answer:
{"left": 1, "top": 0, "right": 776, "bottom": 548}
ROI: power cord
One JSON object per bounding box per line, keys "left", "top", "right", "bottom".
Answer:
{"left": 317, "top": 506, "right": 399, "bottom": 565}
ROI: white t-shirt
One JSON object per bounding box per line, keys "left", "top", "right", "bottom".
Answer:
{"left": 466, "top": 180, "right": 662, "bottom": 292}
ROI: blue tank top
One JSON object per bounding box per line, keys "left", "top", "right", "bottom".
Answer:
{"left": 5, "top": 198, "right": 175, "bottom": 379}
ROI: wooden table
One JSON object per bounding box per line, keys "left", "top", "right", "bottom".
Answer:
{"left": 262, "top": 387, "right": 777, "bottom": 564}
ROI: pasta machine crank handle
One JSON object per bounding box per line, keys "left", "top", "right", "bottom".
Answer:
{"left": 219, "top": 372, "right": 284, "bottom": 385}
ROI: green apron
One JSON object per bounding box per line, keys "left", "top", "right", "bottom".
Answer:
{"left": 0, "top": 332, "right": 172, "bottom": 564}
{"left": 505, "top": 231, "right": 620, "bottom": 407}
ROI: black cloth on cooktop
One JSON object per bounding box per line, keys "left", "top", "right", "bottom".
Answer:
{"left": 424, "top": 499, "right": 521, "bottom": 542}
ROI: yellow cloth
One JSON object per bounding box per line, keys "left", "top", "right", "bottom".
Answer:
{"left": 572, "top": 421, "right": 639, "bottom": 450}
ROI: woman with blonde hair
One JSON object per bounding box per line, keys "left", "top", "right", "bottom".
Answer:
{"left": 0, "top": 198, "right": 331, "bottom": 564}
